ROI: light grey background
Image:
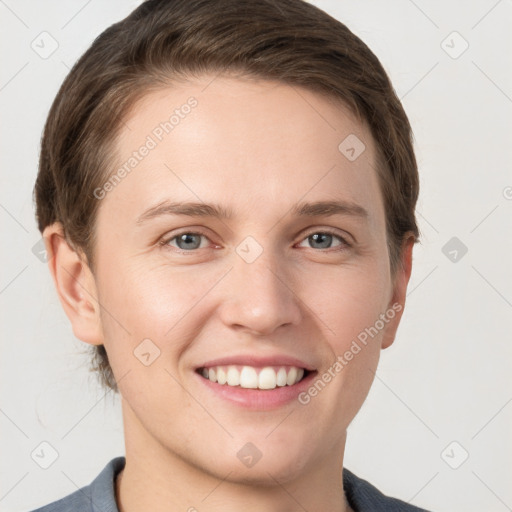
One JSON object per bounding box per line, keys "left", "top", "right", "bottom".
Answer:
{"left": 1, "top": 1, "right": 511, "bottom": 511}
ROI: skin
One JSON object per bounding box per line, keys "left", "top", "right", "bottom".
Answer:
{"left": 44, "top": 74, "right": 414, "bottom": 512}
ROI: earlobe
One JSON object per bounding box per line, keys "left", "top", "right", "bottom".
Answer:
{"left": 381, "top": 235, "right": 415, "bottom": 350}
{"left": 43, "top": 223, "right": 104, "bottom": 346}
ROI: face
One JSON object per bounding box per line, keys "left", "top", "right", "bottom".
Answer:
{"left": 79, "top": 75, "right": 410, "bottom": 483}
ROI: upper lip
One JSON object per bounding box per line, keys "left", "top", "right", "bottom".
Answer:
{"left": 198, "top": 354, "right": 316, "bottom": 371}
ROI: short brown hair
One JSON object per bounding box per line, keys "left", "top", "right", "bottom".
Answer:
{"left": 34, "top": 0, "right": 420, "bottom": 393}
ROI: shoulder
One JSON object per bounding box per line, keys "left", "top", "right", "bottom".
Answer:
{"left": 343, "top": 468, "right": 433, "bottom": 512}
{"left": 27, "top": 459, "right": 431, "bottom": 512}
{"left": 27, "top": 456, "right": 125, "bottom": 512}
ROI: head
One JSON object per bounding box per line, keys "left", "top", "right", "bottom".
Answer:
{"left": 36, "top": 0, "right": 419, "bottom": 485}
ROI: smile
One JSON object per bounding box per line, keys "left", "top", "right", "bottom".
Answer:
{"left": 197, "top": 365, "right": 309, "bottom": 390}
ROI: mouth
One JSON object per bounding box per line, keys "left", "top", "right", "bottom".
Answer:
{"left": 195, "top": 365, "right": 312, "bottom": 390}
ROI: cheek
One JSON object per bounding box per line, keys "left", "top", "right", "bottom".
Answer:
{"left": 303, "top": 260, "right": 391, "bottom": 345}
{"left": 298, "top": 261, "right": 389, "bottom": 416}
{"left": 95, "top": 259, "right": 222, "bottom": 366}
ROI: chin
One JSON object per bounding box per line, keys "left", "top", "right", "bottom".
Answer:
{"left": 222, "top": 454, "right": 311, "bottom": 487}
{"left": 209, "top": 436, "right": 314, "bottom": 486}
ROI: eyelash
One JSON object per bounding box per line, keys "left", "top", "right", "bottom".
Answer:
{"left": 159, "top": 229, "right": 352, "bottom": 254}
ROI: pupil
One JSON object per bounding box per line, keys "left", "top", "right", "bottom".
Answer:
{"left": 178, "top": 233, "right": 200, "bottom": 250}
{"left": 311, "top": 233, "right": 331, "bottom": 249}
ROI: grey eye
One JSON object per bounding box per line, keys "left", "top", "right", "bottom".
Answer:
{"left": 307, "top": 233, "right": 334, "bottom": 249}
{"left": 172, "top": 233, "right": 205, "bottom": 250}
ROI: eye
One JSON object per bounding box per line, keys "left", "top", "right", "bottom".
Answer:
{"left": 161, "top": 231, "right": 211, "bottom": 252}
{"left": 297, "top": 230, "right": 351, "bottom": 251}
{"left": 159, "top": 229, "right": 351, "bottom": 254}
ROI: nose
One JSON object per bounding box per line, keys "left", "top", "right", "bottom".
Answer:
{"left": 217, "top": 245, "right": 303, "bottom": 337}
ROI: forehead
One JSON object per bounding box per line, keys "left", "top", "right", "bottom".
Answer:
{"left": 106, "top": 74, "right": 384, "bottom": 231}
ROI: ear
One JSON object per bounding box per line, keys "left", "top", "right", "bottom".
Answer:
{"left": 42, "top": 223, "right": 104, "bottom": 346}
{"left": 381, "top": 234, "right": 415, "bottom": 350}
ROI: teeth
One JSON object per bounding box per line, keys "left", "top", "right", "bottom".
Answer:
{"left": 226, "top": 366, "right": 240, "bottom": 386}
{"left": 286, "top": 367, "right": 298, "bottom": 386}
{"left": 201, "top": 365, "right": 306, "bottom": 389}
{"left": 217, "top": 367, "right": 227, "bottom": 385}
{"left": 258, "top": 367, "right": 277, "bottom": 389}
{"left": 276, "top": 367, "right": 287, "bottom": 387}
{"left": 240, "top": 366, "right": 258, "bottom": 388}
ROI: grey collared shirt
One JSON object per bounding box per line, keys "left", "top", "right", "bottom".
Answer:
{"left": 28, "top": 456, "right": 432, "bottom": 511}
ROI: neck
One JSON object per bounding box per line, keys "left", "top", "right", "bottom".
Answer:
{"left": 116, "top": 401, "right": 353, "bottom": 512}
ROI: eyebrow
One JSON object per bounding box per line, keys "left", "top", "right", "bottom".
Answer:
{"left": 136, "top": 199, "right": 369, "bottom": 224}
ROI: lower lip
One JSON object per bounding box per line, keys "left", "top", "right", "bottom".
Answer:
{"left": 196, "top": 371, "right": 317, "bottom": 410}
